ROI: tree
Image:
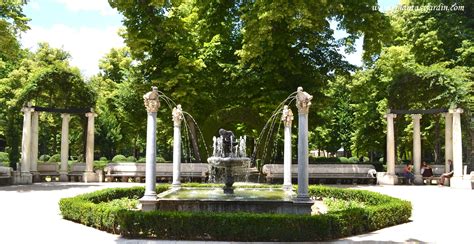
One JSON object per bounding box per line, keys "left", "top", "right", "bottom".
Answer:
{"left": 109, "top": 0, "right": 392, "bottom": 162}
{"left": 0, "top": 43, "right": 96, "bottom": 166}
{"left": 0, "top": 0, "right": 29, "bottom": 70}
{"left": 349, "top": 0, "right": 473, "bottom": 162}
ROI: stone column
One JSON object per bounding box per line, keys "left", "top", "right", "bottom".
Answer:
{"left": 295, "top": 87, "right": 312, "bottom": 201}
{"left": 140, "top": 87, "right": 160, "bottom": 211}
{"left": 444, "top": 113, "right": 453, "bottom": 173}
{"left": 450, "top": 108, "right": 465, "bottom": 188}
{"left": 31, "top": 111, "right": 40, "bottom": 182}
{"left": 19, "top": 104, "right": 33, "bottom": 184}
{"left": 379, "top": 113, "right": 398, "bottom": 185}
{"left": 83, "top": 110, "right": 97, "bottom": 182}
{"left": 282, "top": 105, "right": 293, "bottom": 190}
{"left": 60, "top": 113, "right": 71, "bottom": 182}
{"left": 172, "top": 104, "right": 184, "bottom": 188}
{"left": 412, "top": 114, "right": 423, "bottom": 184}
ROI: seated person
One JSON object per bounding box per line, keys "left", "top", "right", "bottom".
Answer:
{"left": 421, "top": 161, "right": 433, "bottom": 184}
{"left": 403, "top": 162, "right": 415, "bottom": 184}
{"left": 439, "top": 160, "right": 454, "bottom": 186}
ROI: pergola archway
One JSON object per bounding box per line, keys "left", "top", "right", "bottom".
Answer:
{"left": 19, "top": 103, "right": 97, "bottom": 183}
{"left": 379, "top": 108, "right": 469, "bottom": 188}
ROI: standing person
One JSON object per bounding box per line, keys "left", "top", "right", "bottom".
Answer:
{"left": 438, "top": 160, "right": 453, "bottom": 186}
{"left": 403, "top": 162, "right": 415, "bottom": 184}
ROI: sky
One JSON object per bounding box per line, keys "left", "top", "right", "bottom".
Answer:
{"left": 21, "top": 0, "right": 124, "bottom": 78}
{"left": 20, "top": 0, "right": 400, "bottom": 78}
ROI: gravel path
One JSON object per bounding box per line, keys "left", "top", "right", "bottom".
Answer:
{"left": 0, "top": 183, "right": 472, "bottom": 243}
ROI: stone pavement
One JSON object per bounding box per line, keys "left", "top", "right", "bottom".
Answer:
{"left": 0, "top": 183, "right": 472, "bottom": 243}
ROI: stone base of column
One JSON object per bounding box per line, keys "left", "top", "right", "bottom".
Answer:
{"left": 13, "top": 172, "right": 32, "bottom": 185}
{"left": 414, "top": 175, "right": 424, "bottom": 185}
{"left": 60, "top": 172, "right": 69, "bottom": 182}
{"left": 282, "top": 184, "right": 293, "bottom": 191}
{"left": 31, "top": 171, "right": 41, "bottom": 183}
{"left": 295, "top": 194, "right": 311, "bottom": 202}
{"left": 377, "top": 173, "right": 398, "bottom": 185}
{"left": 171, "top": 182, "right": 181, "bottom": 189}
{"left": 140, "top": 196, "right": 157, "bottom": 211}
{"left": 450, "top": 176, "right": 473, "bottom": 189}
{"left": 83, "top": 171, "right": 98, "bottom": 183}
{"left": 95, "top": 169, "right": 104, "bottom": 182}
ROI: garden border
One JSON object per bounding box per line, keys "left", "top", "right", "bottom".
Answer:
{"left": 59, "top": 184, "right": 411, "bottom": 241}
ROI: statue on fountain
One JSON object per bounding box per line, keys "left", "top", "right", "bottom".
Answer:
{"left": 218, "top": 128, "right": 235, "bottom": 157}
{"left": 143, "top": 86, "right": 160, "bottom": 113}
{"left": 296, "top": 86, "right": 312, "bottom": 113}
{"left": 208, "top": 128, "right": 250, "bottom": 194}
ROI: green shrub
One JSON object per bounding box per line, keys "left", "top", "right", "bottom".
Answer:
{"left": 137, "top": 157, "right": 146, "bottom": 163}
{"left": 93, "top": 161, "right": 108, "bottom": 171}
{"left": 38, "top": 154, "right": 50, "bottom": 162}
{"left": 156, "top": 156, "right": 166, "bottom": 163}
{"left": 0, "top": 152, "right": 9, "bottom": 163}
{"left": 348, "top": 156, "right": 359, "bottom": 164}
{"left": 99, "top": 157, "right": 108, "bottom": 162}
{"left": 59, "top": 184, "right": 411, "bottom": 241}
{"left": 339, "top": 157, "right": 350, "bottom": 163}
{"left": 309, "top": 157, "right": 341, "bottom": 164}
{"left": 126, "top": 156, "right": 136, "bottom": 162}
{"left": 48, "top": 154, "right": 61, "bottom": 163}
{"left": 112, "top": 155, "right": 127, "bottom": 162}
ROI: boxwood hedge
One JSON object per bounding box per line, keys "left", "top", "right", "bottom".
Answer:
{"left": 59, "top": 184, "right": 411, "bottom": 241}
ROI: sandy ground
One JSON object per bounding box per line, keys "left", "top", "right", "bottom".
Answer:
{"left": 0, "top": 182, "right": 472, "bottom": 243}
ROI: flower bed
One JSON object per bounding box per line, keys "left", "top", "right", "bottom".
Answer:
{"left": 59, "top": 184, "right": 411, "bottom": 241}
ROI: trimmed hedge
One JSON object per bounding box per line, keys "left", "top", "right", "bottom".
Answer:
{"left": 48, "top": 153, "right": 61, "bottom": 163}
{"left": 59, "top": 184, "right": 411, "bottom": 241}
{"left": 112, "top": 155, "right": 127, "bottom": 162}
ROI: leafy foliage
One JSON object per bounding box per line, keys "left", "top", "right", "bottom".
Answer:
{"left": 107, "top": 0, "right": 392, "bottom": 161}
{"left": 0, "top": 43, "right": 96, "bottom": 165}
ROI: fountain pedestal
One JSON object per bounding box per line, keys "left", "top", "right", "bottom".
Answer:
{"left": 223, "top": 168, "right": 234, "bottom": 194}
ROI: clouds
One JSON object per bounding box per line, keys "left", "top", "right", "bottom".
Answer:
{"left": 21, "top": 24, "right": 124, "bottom": 77}
{"left": 20, "top": 0, "right": 124, "bottom": 78}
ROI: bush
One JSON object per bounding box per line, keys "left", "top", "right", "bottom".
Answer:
{"left": 99, "top": 157, "right": 108, "bottom": 162}
{"left": 48, "top": 154, "right": 61, "bottom": 163}
{"left": 309, "top": 157, "right": 341, "bottom": 164}
{"left": 59, "top": 184, "right": 411, "bottom": 241}
{"left": 137, "top": 157, "right": 146, "bottom": 163}
{"left": 93, "top": 161, "right": 108, "bottom": 171}
{"left": 38, "top": 154, "right": 50, "bottom": 162}
{"left": 0, "top": 152, "right": 9, "bottom": 163}
{"left": 348, "top": 156, "right": 359, "bottom": 164}
{"left": 112, "top": 155, "right": 127, "bottom": 162}
{"left": 339, "top": 157, "right": 350, "bottom": 163}
{"left": 156, "top": 156, "right": 166, "bottom": 163}
{"left": 126, "top": 156, "right": 136, "bottom": 162}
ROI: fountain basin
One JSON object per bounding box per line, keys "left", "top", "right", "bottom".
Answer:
{"left": 155, "top": 187, "right": 313, "bottom": 214}
{"left": 207, "top": 156, "right": 251, "bottom": 168}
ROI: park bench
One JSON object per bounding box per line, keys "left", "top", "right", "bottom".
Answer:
{"left": 37, "top": 163, "right": 60, "bottom": 181}
{"left": 105, "top": 162, "right": 209, "bottom": 183}
{"left": 0, "top": 166, "right": 13, "bottom": 186}
{"left": 395, "top": 164, "right": 445, "bottom": 185}
{"left": 68, "top": 163, "right": 86, "bottom": 182}
{"left": 262, "top": 164, "right": 377, "bottom": 184}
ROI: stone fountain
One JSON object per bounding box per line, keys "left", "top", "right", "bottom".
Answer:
{"left": 207, "top": 129, "right": 250, "bottom": 194}
{"left": 139, "top": 86, "right": 314, "bottom": 214}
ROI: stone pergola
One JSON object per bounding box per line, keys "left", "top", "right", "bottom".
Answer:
{"left": 380, "top": 108, "right": 469, "bottom": 188}
{"left": 17, "top": 103, "right": 97, "bottom": 184}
